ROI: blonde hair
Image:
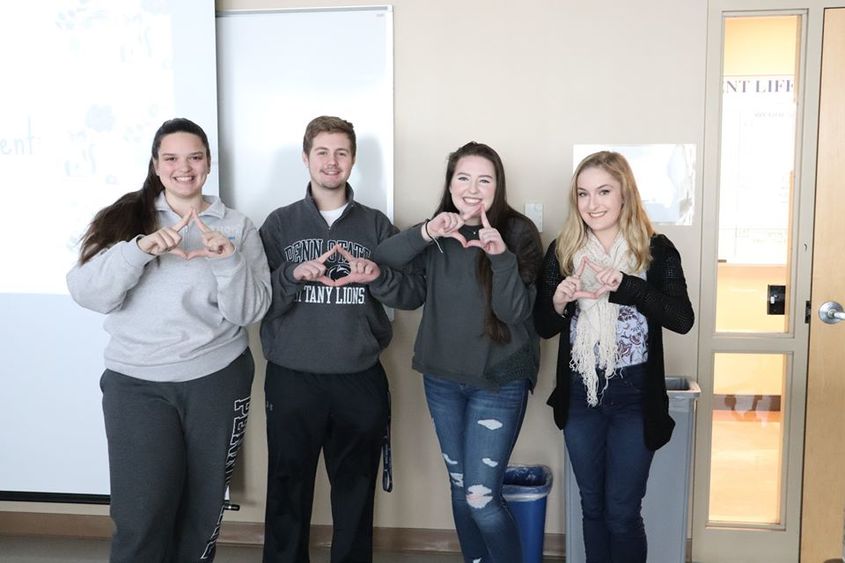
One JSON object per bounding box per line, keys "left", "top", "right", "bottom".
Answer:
{"left": 555, "top": 151, "right": 654, "bottom": 275}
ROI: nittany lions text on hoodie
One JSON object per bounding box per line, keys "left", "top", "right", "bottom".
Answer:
{"left": 259, "top": 185, "right": 423, "bottom": 374}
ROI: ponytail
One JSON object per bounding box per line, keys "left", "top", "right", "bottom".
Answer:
{"left": 77, "top": 118, "right": 210, "bottom": 264}
{"left": 78, "top": 163, "right": 163, "bottom": 264}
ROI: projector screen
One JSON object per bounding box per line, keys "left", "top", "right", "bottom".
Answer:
{"left": 0, "top": 0, "right": 219, "bottom": 501}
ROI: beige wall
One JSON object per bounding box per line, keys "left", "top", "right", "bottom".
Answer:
{"left": 0, "top": 0, "right": 706, "bottom": 538}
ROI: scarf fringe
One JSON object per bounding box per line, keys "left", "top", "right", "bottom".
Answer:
{"left": 570, "top": 231, "right": 635, "bottom": 406}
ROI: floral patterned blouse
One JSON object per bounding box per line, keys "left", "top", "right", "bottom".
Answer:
{"left": 569, "top": 272, "right": 649, "bottom": 368}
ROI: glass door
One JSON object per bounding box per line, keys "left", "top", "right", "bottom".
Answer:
{"left": 692, "top": 2, "right": 822, "bottom": 560}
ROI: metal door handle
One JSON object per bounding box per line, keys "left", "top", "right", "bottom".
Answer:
{"left": 819, "top": 301, "right": 845, "bottom": 324}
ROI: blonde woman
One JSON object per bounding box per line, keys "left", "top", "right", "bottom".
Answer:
{"left": 534, "top": 151, "right": 693, "bottom": 562}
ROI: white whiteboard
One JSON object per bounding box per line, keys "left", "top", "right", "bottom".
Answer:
{"left": 215, "top": 7, "right": 394, "bottom": 225}
{"left": 0, "top": 0, "right": 219, "bottom": 500}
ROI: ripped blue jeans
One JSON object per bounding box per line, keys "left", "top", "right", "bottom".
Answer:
{"left": 423, "top": 375, "right": 529, "bottom": 563}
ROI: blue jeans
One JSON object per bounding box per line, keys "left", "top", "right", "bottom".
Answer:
{"left": 564, "top": 364, "right": 654, "bottom": 563}
{"left": 423, "top": 375, "right": 529, "bottom": 563}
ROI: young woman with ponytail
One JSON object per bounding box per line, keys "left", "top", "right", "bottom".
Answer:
{"left": 67, "top": 118, "right": 270, "bottom": 562}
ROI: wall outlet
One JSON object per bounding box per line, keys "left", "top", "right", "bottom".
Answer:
{"left": 524, "top": 202, "right": 543, "bottom": 232}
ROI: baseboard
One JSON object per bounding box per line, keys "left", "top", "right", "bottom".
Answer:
{"left": 0, "top": 512, "right": 565, "bottom": 557}
{"left": 0, "top": 512, "right": 113, "bottom": 539}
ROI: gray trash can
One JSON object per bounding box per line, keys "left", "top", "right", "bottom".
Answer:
{"left": 504, "top": 464, "right": 554, "bottom": 563}
{"left": 564, "top": 376, "right": 700, "bottom": 562}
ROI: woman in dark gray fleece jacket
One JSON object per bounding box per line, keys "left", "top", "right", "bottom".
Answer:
{"left": 375, "top": 141, "right": 542, "bottom": 563}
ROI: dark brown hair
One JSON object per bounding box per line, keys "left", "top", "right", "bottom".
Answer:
{"left": 77, "top": 118, "right": 210, "bottom": 264}
{"left": 434, "top": 142, "right": 541, "bottom": 343}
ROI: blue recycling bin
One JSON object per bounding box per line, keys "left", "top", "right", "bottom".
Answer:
{"left": 503, "top": 464, "right": 554, "bottom": 563}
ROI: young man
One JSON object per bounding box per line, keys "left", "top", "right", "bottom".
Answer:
{"left": 259, "top": 116, "right": 418, "bottom": 563}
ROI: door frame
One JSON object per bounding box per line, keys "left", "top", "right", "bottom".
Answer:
{"left": 692, "top": 1, "right": 831, "bottom": 560}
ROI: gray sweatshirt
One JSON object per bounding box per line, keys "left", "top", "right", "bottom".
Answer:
{"left": 259, "top": 185, "right": 423, "bottom": 374}
{"left": 373, "top": 216, "right": 543, "bottom": 389}
{"left": 67, "top": 194, "right": 271, "bottom": 382}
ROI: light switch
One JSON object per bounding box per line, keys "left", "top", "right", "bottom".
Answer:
{"left": 524, "top": 202, "right": 543, "bottom": 232}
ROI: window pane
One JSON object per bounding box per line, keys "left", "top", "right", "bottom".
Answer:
{"left": 715, "top": 15, "right": 800, "bottom": 333}
{"left": 709, "top": 353, "right": 786, "bottom": 524}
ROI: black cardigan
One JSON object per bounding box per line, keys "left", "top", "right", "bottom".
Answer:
{"left": 533, "top": 234, "right": 694, "bottom": 451}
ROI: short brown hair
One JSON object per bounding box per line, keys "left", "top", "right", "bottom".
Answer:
{"left": 302, "top": 116, "right": 356, "bottom": 157}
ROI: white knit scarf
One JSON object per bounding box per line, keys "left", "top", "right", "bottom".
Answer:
{"left": 570, "top": 231, "right": 636, "bottom": 406}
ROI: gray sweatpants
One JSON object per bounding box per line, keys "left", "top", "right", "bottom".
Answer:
{"left": 101, "top": 348, "right": 254, "bottom": 563}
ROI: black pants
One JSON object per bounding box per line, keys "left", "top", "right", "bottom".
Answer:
{"left": 101, "top": 349, "right": 254, "bottom": 563}
{"left": 262, "top": 361, "right": 389, "bottom": 563}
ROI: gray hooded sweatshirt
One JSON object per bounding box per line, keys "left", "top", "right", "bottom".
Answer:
{"left": 67, "top": 194, "right": 271, "bottom": 382}
{"left": 259, "top": 185, "right": 422, "bottom": 374}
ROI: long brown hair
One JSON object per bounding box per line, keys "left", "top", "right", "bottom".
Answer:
{"left": 556, "top": 151, "right": 654, "bottom": 275}
{"left": 78, "top": 118, "right": 210, "bottom": 264}
{"left": 434, "top": 142, "right": 541, "bottom": 343}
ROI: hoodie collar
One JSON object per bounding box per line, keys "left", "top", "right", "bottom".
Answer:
{"left": 154, "top": 192, "right": 225, "bottom": 219}
{"left": 304, "top": 183, "right": 356, "bottom": 214}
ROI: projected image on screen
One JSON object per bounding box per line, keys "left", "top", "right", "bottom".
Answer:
{"left": 0, "top": 0, "right": 217, "bottom": 500}
{"left": 1, "top": 2, "right": 177, "bottom": 295}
